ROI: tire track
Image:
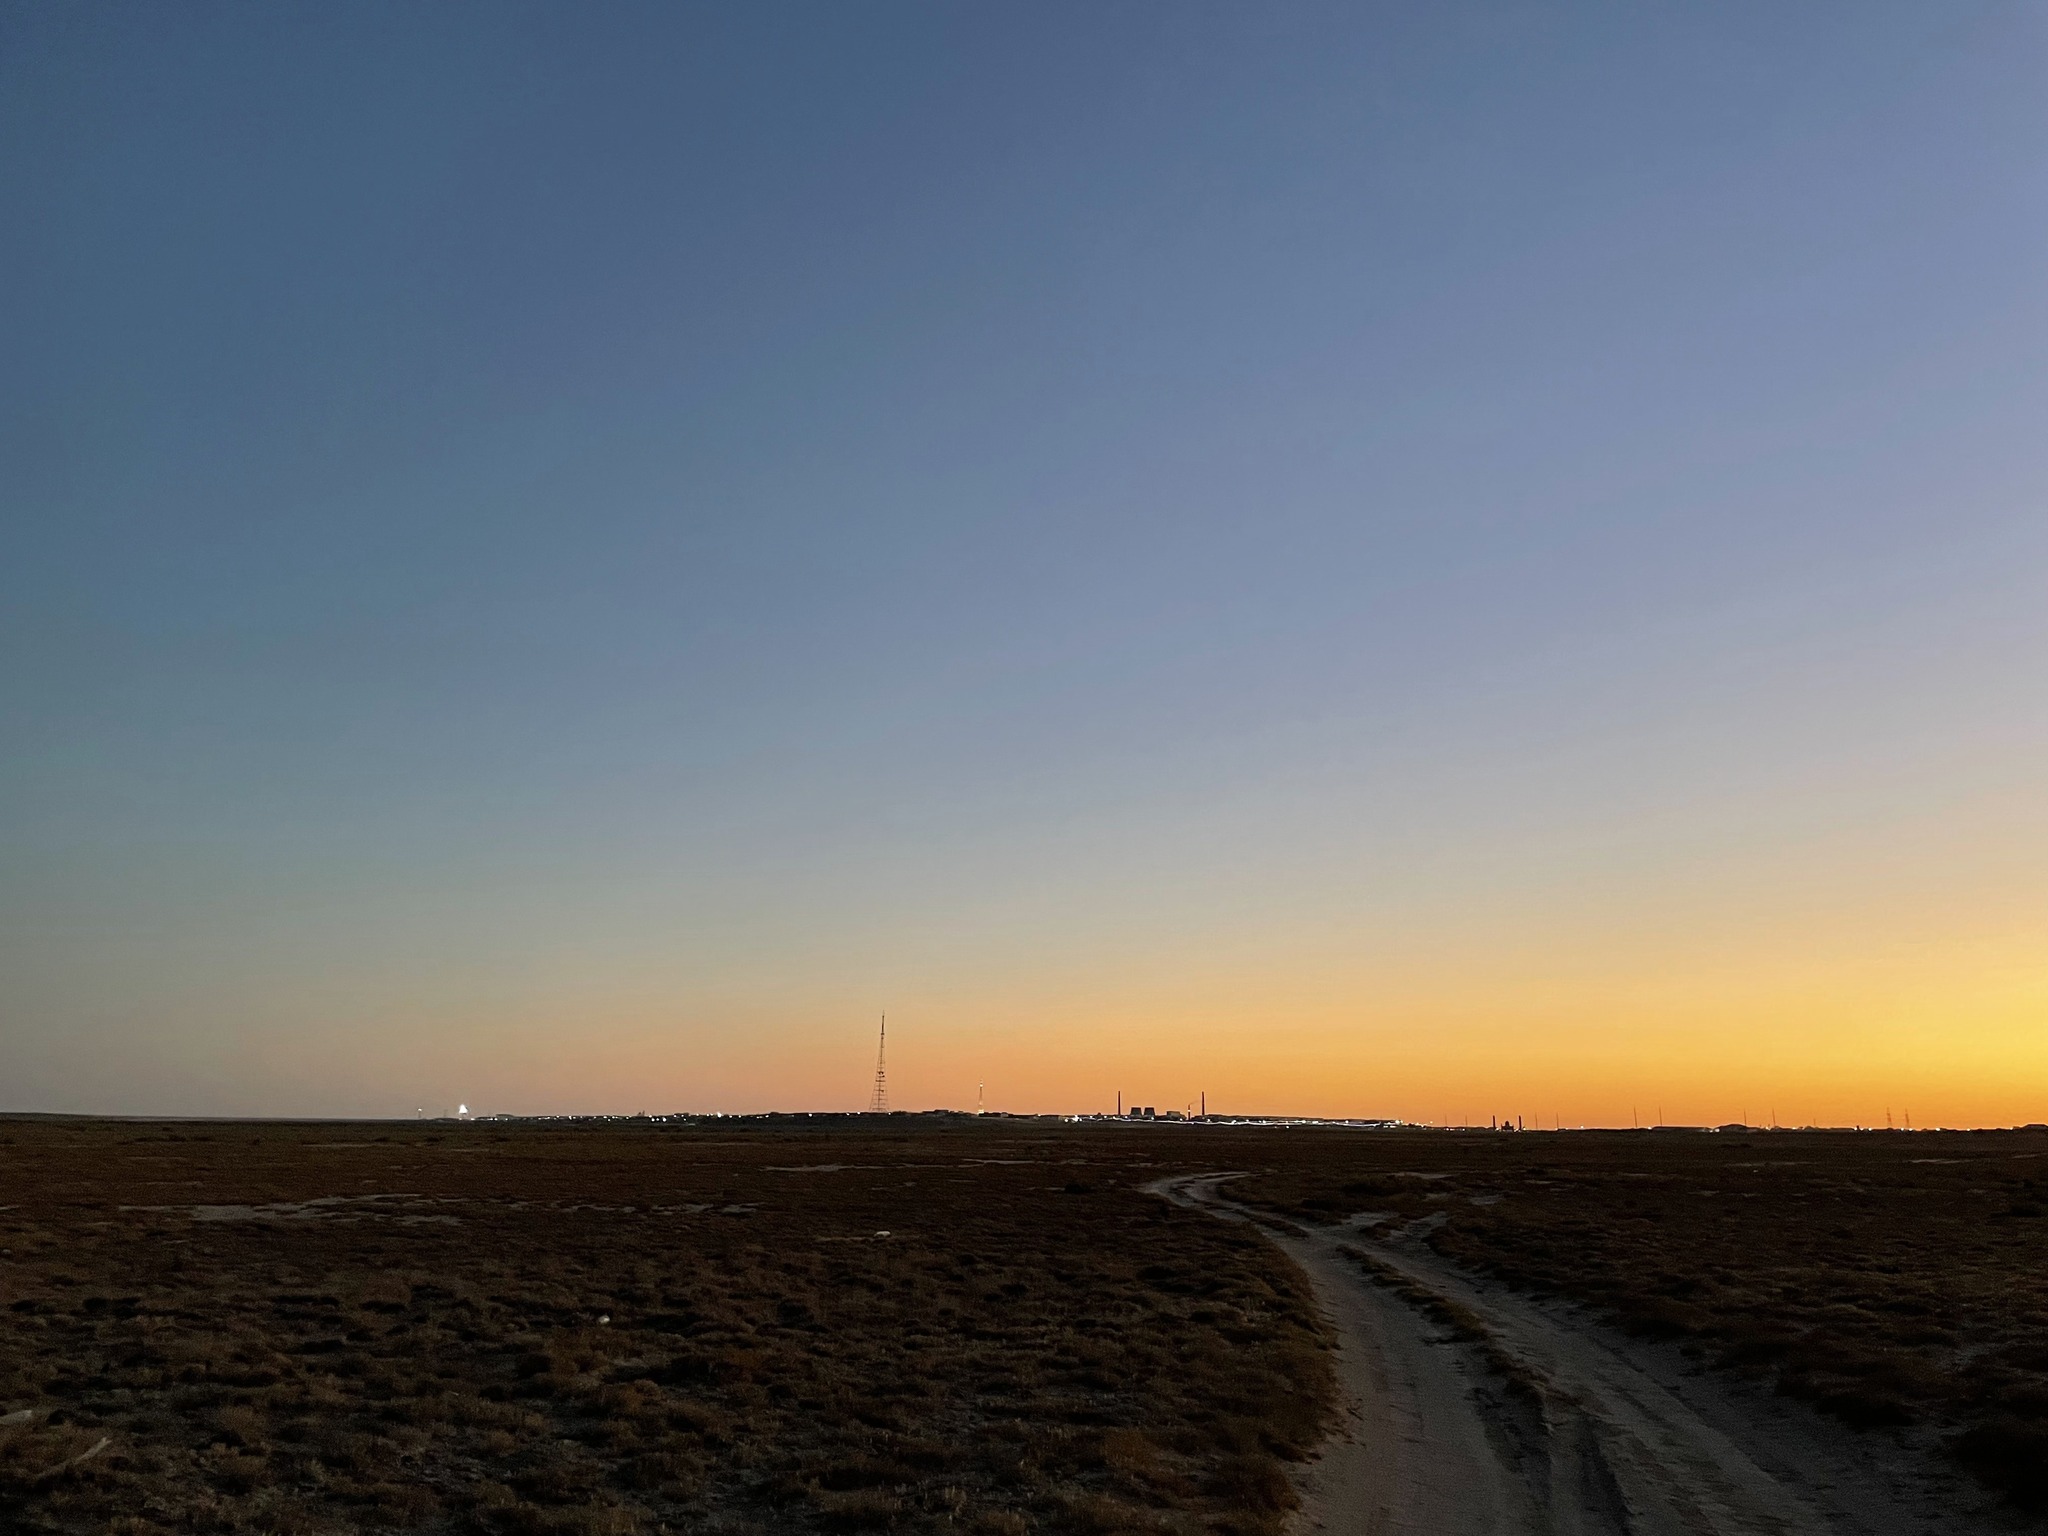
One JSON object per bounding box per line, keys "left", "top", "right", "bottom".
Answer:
{"left": 1152, "top": 1173, "right": 1988, "bottom": 1536}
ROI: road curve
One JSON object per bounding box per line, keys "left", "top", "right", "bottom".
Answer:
{"left": 1150, "top": 1173, "right": 1994, "bottom": 1536}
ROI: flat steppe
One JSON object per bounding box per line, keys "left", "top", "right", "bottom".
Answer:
{"left": 3, "top": 1118, "right": 2045, "bottom": 1533}
{"left": 0, "top": 1117, "right": 1330, "bottom": 1536}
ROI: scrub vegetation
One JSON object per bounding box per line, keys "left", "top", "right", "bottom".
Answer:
{"left": 1231, "top": 1124, "right": 2048, "bottom": 1512}
{"left": 12, "top": 1116, "right": 2046, "bottom": 1532}
{"left": 0, "top": 1118, "right": 1331, "bottom": 1536}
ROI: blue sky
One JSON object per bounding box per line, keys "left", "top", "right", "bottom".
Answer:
{"left": 3, "top": 3, "right": 2044, "bottom": 1119}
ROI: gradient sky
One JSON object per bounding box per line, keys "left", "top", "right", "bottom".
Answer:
{"left": 4, "top": 3, "right": 2045, "bottom": 1124}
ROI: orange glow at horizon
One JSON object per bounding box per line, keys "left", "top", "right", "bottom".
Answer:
{"left": 302, "top": 882, "right": 2048, "bottom": 1130}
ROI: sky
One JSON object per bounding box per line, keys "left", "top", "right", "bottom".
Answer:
{"left": 3, "top": 2, "right": 2045, "bottom": 1125}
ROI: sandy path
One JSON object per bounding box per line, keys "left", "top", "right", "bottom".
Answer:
{"left": 1152, "top": 1174, "right": 2000, "bottom": 1536}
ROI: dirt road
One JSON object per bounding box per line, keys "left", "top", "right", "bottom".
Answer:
{"left": 1152, "top": 1173, "right": 2003, "bottom": 1536}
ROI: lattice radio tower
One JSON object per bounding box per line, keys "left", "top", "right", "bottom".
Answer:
{"left": 868, "top": 1013, "right": 889, "bottom": 1113}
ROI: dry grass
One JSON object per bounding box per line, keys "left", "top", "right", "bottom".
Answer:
{"left": 23, "top": 1114, "right": 2034, "bottom": 1526}
{"left": 0, "top": 1118, "right": 1333, "bottom": 1536}
{"left": 1228, "top": 1125, "right": 2048, "bottom": 1511}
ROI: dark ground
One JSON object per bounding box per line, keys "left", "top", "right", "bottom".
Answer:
{"left": 0, "top": 1117, "right": 1331, "bottom": 1536}
{"left": 5, "top": 1118, "right": 2046, "bottom": 1533}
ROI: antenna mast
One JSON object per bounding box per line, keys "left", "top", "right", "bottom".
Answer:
{"left": 868, "top": 1014, "right": 889, "bottom": 1113}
